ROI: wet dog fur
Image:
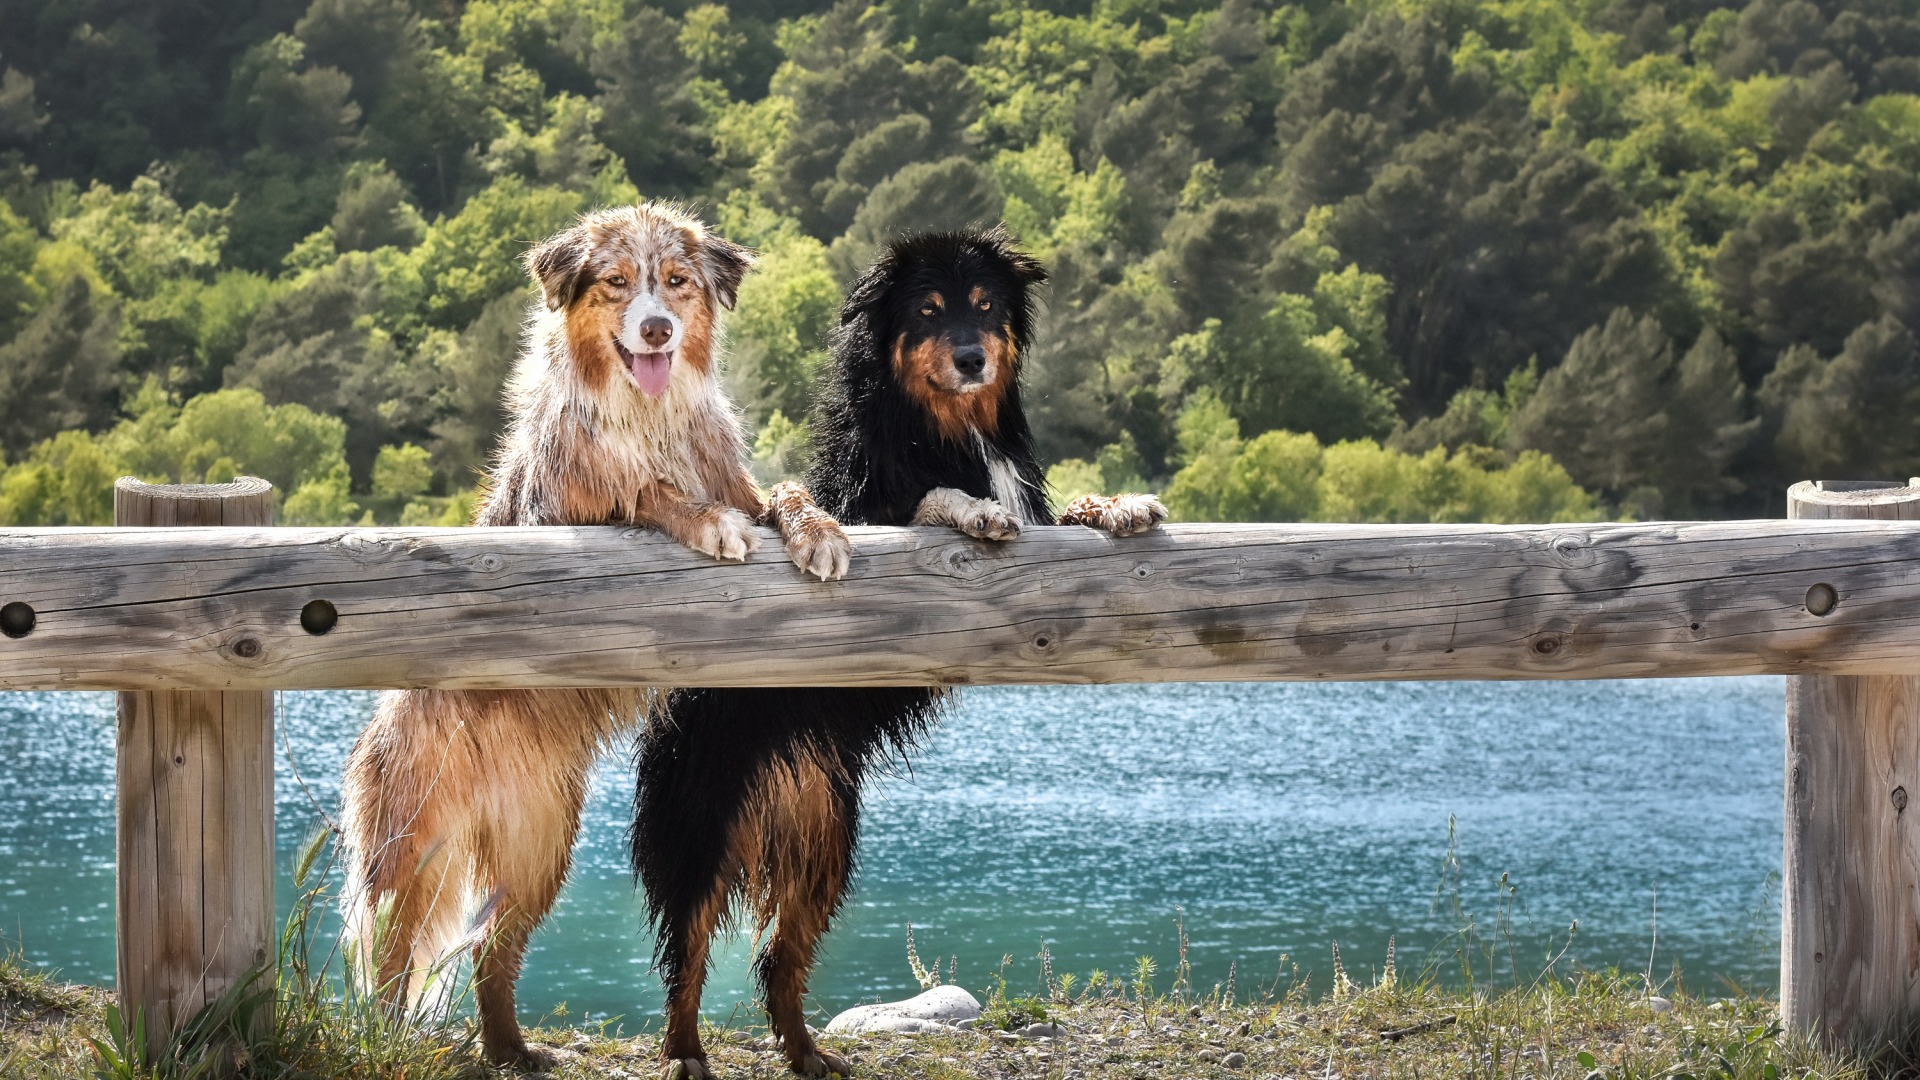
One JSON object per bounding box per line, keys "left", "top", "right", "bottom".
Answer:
{"left": 339, "top": 203, "right": 849, "bottom": 1070}
{"left": 632, "top": 228, "right": 1165, "bottom": 1080}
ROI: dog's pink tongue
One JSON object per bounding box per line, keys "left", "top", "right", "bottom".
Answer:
{"left": 630, "top": 352, "right": 671, "bottom": 397}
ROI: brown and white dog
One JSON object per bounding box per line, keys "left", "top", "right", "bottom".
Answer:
{"left": 339, "top": 202, "right": 849, "bottom": 1069}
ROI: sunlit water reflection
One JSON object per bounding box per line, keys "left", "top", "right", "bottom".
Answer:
{"left": 0, "top": 679, "right": 1781, "bottom": 1030}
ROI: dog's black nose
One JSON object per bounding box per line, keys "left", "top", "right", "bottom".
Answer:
{"left": 639, "top": 316, "right": 674, "bottom": 349}
{"left": 952, "top": 345, "right": 986, "bottom": 377}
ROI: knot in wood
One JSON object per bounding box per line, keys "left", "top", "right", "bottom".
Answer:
{"left": 230, "top": 636, "right": 262, "bottom": 660}
{"left": 939, "top": 545, "right": 988, "bottom": 580}
{"left": 1529, "top": 633, "right": 1564, "bottom": 657}
{"left": 1131, "top": 562, "right": 1153, "bottom": 579}
{"left": 1895, "top": 786, "right": 1909, "bottom": 815}
{"left": 1547, "top": 533, "right": 1593, "bottom": 567}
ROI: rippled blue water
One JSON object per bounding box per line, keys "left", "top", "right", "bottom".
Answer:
{"left": 0, "top": 679, "right": 1782, "bottom": 1030}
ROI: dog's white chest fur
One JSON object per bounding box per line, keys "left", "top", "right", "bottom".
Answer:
{"left": 976, "top": 434, "right": 1039, "bottom": 525}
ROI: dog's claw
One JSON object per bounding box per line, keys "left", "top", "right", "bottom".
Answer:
{"left": 959, "top": 499, "right": 1020, "bottom": 542}
{"left": 489, "top": 1042, "right": 557, "bottom": 1072}
{"left": 691, "top": 508, "right": 759, "bottom": 562}
{"left": 661, "top": 1057, "right": 712, "bottom": 1080}
{"left": 787, "top": 521, "right": 851, "bottom": 581}
{"left": 1104, "top": 493, "right": 1167, "bottom": 536}
{"left": 791, "top": 1049, "right": 853, "bottom": 1077}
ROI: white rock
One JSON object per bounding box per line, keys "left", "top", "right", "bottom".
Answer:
{"left": 1647, "top": 996, "right": 1674, "bottom": 1014}
{"left": 824, "top": 986, "right": 985, "bottom": 1035}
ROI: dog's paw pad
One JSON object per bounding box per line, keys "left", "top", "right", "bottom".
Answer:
{"left": 959, "top": 500, "right": 1020, "bottom": 541}
{"left": 661, "top": 1057, "right": 712, "bottom": 1080}
{"left": 789, "top": 522, "right": 851, "bottom": 581}
{"left": 690, "top": 509, "right": 759, "bottom": 562}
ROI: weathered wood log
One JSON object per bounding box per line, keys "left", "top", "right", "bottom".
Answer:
{"left": 0, "top": 514, "right": 1916, "bottom": 690}
{"left": 114, "top": 478, "right": 276, "bottom": 1058}
{"left": 1782, "top": 479, "right": 1920, "bottom": 1047}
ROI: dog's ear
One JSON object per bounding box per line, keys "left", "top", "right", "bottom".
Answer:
{"left": 702, "top": 234, "right": 756, "bottom": 311}
{"left": 983, "top": 224, "right": 1049, "bottom": 287}
{"left": 525, "top": 227, "right": 591, "bottom": 312}
{"left": 840, "top": 249, "right": 895, "bottom": 326}
{"left": 1007, "top": 248, "right": 1049, "bottom": 287}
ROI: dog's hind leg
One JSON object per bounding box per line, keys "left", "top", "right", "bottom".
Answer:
{"left": 753, "top": 749, "right": 859, "bottom": 1079}
{"left": 342, "top": 692, "right": 478, "bottom": 1013}
{"left": 469, "top": 747, "right": 598, "bottom": 1071}
{"left": 636, "top": 692, "right": 772, "bottom": 1080}
{"left": 653, "top": 883, "right": 732, "bottom": 1080}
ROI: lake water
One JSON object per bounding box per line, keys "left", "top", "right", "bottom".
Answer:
{"left": 0, "top": 679, "right": 1784, "bottom": 1031}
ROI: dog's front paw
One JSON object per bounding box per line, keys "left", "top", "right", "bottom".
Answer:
{"left": 1059, "top": 493, "right": 1167, "bottom": 536}
{"left": 790, "top": 1049, "right": 852, "bottom": 1077}
{"left": 660, "top": 1057, "right": 712, "bottom": 1080}
{"left": 785, "top": 517, "right": 851, "bottom": 581}
{"left": 958, "top": 498, "right": 1021, "bottom": 541}
{"left": 1101, "top": 493, "right": 1167, "bottom": 536}
{"left": 688, "top": 508, "right": 759, "bottom": 562}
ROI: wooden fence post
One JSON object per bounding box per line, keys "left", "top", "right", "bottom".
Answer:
{"left": 1782, "top": 478, "right": 1920, "bottom": 1046}
{"left": 115, "top": 477, "right": 276, "bottom": 1057}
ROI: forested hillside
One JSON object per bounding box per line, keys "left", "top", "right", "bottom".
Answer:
{"left": 0, "top": 0, "right": 1914, "bottom": 525}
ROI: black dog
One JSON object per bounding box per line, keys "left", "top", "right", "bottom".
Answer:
{"left": 632, "top": 228, "right": 1165, "bottom": 1080}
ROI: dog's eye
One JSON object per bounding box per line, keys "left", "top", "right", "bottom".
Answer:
{"left": 667, "top": 274, "right": 686, "bottom": 287}
{"left": 605, "top": 275, "right": 627, "bottom": 288}
{"left": 978, "top": 299, "right": 992, "bottom": 312}
{"left": 919, "top": 306, "right": 935, "bottom": 318}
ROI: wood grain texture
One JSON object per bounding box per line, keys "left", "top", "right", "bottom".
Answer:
{"left": 114, "top": 477, "right": 275, "bottom": 1058}
{"left": 1782, "top": 480, "right": 1920, "bottom": 1046}
{"left": 5, "top": 513, "right": 1919, "bottom": 691}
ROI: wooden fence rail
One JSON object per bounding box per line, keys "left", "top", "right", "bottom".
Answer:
{"left": 0, "top": 477, "right": 1915, "bottom": 1057}
{"left": 5, "top": 504, "right": 1920, "bottom": 692}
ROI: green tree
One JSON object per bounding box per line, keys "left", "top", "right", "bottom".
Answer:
{"left": 368, "top": 441, "right": 434, "bottom": 522}
{"left": 1762, "top": 316, "right": 1920, "bottom": 483}
{"left": 424, "top": 291, "right": 528, "bottom": 487}
{"left": 827, "top": 157, "right": 1004, "bottom": 281}
{"left": 0, "top": 277, "right": 120, "bottom": 458}
{"left": 0, "top": 200, "right": 39, "bottom": 341}
{"left": 331, "top": 163, "right": 427, "bottom": 253}
{"left": 1509, "top": 310, "right": 1757, "bottom": 514}
{"left": 728, "top": 235, "right": 840, "bottom": 422}
{"left": 0, "top": 430, "right": 120, "bottom": 525}
{"left": 224, "top": 255, "right": 406, "bottom": 486}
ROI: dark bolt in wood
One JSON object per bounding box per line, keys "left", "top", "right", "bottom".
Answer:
{"left": 0, "top": 602, "right": 34, "bottom": 639}
{"left": 1806, "top": 583, "right": 1838, "bottom": 617}
{"left": 300, "top": 599, "right": 338, "bottom": 636}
